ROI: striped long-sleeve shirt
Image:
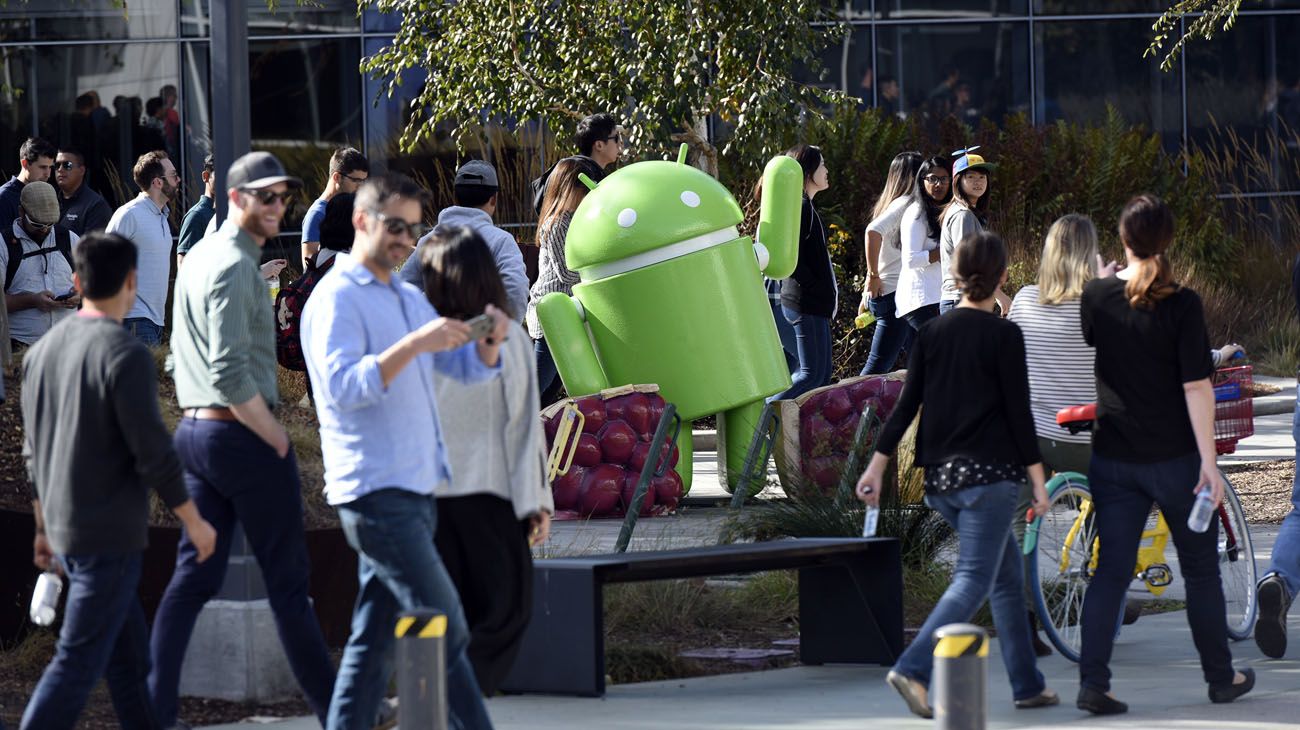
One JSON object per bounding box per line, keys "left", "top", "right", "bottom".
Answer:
{"left": 1007, "top": 284, "right": 1096, "bottom": 445}
{"left": 525, "top": 211, "right": 580, "bottom": 340}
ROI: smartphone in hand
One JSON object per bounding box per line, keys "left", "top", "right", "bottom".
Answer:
{"left": 54, "top": 288, "right": 76, "bottom": 302}
{"left": 464, "top": 313, "right": 495, "bottom": 340}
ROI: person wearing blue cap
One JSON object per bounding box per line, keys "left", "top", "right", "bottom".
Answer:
{"left": 940, "top": 147, "right": 1009, "bottom": 315}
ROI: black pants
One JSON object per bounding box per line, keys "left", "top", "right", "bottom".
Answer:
{"left": 1079, "top": 451, "right": 1234, "bottom": 692}
{"left": 435, "top": 493, "right": 534, "bottom": 695}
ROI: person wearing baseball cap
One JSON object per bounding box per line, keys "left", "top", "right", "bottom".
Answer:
{"left": 150, "top": 151, "right": 337, "bottom": 729}
{"left": 398, "top": 159, "right": 529, "bottom": 322}
{"left": 2, "top": 180, "right": 79, "bottom": 349}
{"left": 940, "top": 146, "right": 1008, "bottom": 315}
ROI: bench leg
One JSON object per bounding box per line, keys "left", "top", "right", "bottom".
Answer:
{"left": 500, "top": 566, "right": 605, "bottom": 696}
{"left": 798, "top": 543, "right": 903, "bottom": 665}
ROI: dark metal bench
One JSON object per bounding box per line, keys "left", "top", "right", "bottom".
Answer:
{"left": 500, "top": 537, "right": 903, "bottom": 696}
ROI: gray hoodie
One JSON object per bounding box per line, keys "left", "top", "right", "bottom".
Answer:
{"left": 399, "top": 206, "right": 529, "bottom": 322}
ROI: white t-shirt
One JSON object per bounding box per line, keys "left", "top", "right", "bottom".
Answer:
{"left": 893, "top": 200, "right": 942, "bottom": 318}
{"left": 867, "top": 196, "right": 910, "bottom": 296}
{"left": 2, "top": 221, "right": 80, "bottom": 344}
{"left": 1007, "top": 284, "right": 1096, "bottom": 445}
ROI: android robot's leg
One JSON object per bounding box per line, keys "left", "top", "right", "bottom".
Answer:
{"left": 674, "top": 425, "right": 694, "bottom": 494}
{"left": 719, "top": 399, "right": 769, "bottom": 495}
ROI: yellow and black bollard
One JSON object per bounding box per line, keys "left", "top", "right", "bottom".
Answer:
{"left": 395, "top": 609, "right": 449, "bottom": 730}
{"left": 933, "top": 623, "right": 988, "bottom": 730}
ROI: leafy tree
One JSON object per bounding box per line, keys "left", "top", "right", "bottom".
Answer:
{"left": 360, "top": 0, "right": 849, "bottom": 171}
{"left": 1147, "top": 0, "right": 1255, "bottom": 72}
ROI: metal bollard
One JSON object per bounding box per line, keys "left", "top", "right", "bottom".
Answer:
{"left": 932, "top": 623, "right": 987, "bottom": 730}
{"left": 395, "top": 609, "right": 449, "bottom": 730}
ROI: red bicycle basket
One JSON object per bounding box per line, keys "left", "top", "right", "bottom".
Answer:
{"left": 1212, "top": 365, "right": 1254, "bottom": 455}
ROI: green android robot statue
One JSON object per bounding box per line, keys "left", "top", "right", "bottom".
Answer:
{"left": 537, "top": 145, "right": 803, "bottom": 493}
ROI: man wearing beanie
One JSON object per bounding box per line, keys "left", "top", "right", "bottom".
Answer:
{"left": 2, "top": 180, "right": 79, "bottom": 349}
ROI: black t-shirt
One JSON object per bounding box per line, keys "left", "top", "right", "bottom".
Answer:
{"left": 1080, "top": 276, "right": 1213, "bottom": 462}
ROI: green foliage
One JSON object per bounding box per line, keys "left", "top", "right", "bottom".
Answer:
{"left": 1147, "top": 1, "right": 1250, "bottom": 72}
{"left": 359, "top": 0, "right": 850, "bottom": 167}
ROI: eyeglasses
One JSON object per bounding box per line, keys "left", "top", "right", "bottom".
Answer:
{"left": 923, "top": 175, "right": 951, "bottom": 185}
{"left": 155, "top": 171, "right": 181, "bottom": 184}
{"left": 603, "top": 134, "right": 622, "bottom": 145}
{"left": 343, "top": 173, "right": 368, "bottom": 185}
{"left": 241, "top": 188, "right": 295, "bottom": 206}
{"left": 377, "top": 213, "right": 427, "bottom": 240}
{"left": 23, "top": 213, "right": 52, "bottom": 231}
{"left": 55, "top": 161, "right": 80, "bottom": 171}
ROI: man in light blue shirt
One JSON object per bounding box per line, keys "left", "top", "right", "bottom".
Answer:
{"left": 300, "top": 147, "right": 367, "bottom": 270}
{"left": 302, "top": 173, "right": 507, "bottom": 730}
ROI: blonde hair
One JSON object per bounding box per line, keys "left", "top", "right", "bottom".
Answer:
{"left": 1037, "top": 214, "right": 1099, "bottom": 305}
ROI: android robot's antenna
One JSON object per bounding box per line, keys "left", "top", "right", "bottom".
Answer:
{"left": 677, "top": 143, "right": 688, "bottom": 165}
{"left": 577, "top": 173, "right": 597, "bottom": 191}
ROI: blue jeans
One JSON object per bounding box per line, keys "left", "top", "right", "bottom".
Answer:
{"left": 330, "top": 489, "right": 491, "bottom": 730}
{"left": 860, "top": 292, "right": 913, "bottom": 375}
{"left": 1264, "top": 396, "right": 1300, "bottom": 598}
{"left": 1079, "top": 451, "right": 1234, "bottom": 692}
{"left": 150, "top": 418, "right": 336, "bottom": 727}
{"left": 893, "top": 481, "right": 1046, "bottom": 701}
{"left": 939, "top": 299, "right": 958, "bottom": 314}
{"left": 770, "top": 299, "right": 799, "bottom": 373}
{"left": 22, "top": 553, "right": 159, "bottom": 730}
{"left": 123, "top": 318, "right": 163, "bottom": 347}
{"left": 768, "top": 306, "right": 833, "bottom": 403}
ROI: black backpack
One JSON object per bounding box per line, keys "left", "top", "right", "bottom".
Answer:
{"left": 3, "top": 225, "right": 73, "bottom": 292}
{"left": 275, "top": 254, "right": 337, "bottom": 372}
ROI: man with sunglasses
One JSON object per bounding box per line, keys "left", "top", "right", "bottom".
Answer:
{"left": 150, "top": 151, "right": 337, "bottom": 730}
{"left": 106, "top": 150, "right": 179, "bottom": 346}
{"left": 301, "top": 146, "right": 368, "bottom": 271}
{"left": 54, "top": 148, "right": 111, "bottom": 236}
{"left": 302, "top": 172, "right": 507, "bottom": 730}
{"left": 529, "top": 112, "right": 622, "bottom": 214}
{"left": 2, "top": 181, "right": 78, "bottom": 350}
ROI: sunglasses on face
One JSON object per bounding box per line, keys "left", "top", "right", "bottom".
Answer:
{"left": 603, "top": 134, "right": 622, "bottom": 144}
{"left": 241, "top": 188, "right": 294, "bottom": 206}
{"left": 24, "top": 213, "right": 52, "bottom": 231}
{"left": 343, "top": 173, "right": 367, "bottom": 185}
{"left": 55, "top": 161, "right": 80, "bottom": 171}
{"left": 377, "top": 213, "right": 427, "bottom": 240}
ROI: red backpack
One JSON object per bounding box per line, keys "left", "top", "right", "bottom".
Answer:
{"left": 275, "top": 255, "right": 337, "bottom": 371}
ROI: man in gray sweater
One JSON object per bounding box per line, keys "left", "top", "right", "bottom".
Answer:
{"left": 20, "top": 231, "right": 216, "bottom": 730}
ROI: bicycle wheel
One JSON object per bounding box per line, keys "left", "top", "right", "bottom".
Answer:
{"left": 1029, "top": 476, "right": 1095, "bottom": 663}
{"left": 1218, "top": 472, "right": 1258, "bottom": 640}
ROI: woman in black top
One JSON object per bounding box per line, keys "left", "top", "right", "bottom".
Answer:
{"left": 769, "top": 144, "right": 836, "bottom": 402}
{"left": 857, "top": 231, "right": 1055, "bottom": 718}
{"left": 1075, "top": 194, "right": 1253, "bottom": 714}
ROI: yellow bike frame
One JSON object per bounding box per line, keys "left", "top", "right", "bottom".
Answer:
{"left": 1059, "top": 498, "right": 1173, "bottom": 597}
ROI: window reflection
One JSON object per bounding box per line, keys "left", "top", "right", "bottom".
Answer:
{"left": 0, "top": 0, "right": 176, "bottom": 42}
{"left": 875, "top": 0, "right": 1027, "bottom": 19}
{"left": 183, "top": 0, "right": 359, "bottom": 38}
{"left": 1034, "top": 20, "right": 1181, "bottom": 148}
{"left": 876, "top": 22, "right": 1031, "bottom": 132}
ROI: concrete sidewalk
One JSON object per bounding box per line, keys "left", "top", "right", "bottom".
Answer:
{"left": 202, "top": 609, "right": 1300, "bottom": 729}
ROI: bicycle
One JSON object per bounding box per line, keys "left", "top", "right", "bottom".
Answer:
{"left": 1022, "top": 364, "right": 1258, "bottom": 662}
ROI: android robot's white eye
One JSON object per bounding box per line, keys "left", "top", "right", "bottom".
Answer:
{"left": 680, "top": 191, "right": 701, "bottom": 208}
{"left": 617, "top": 208, "right": 637, "bottom": 227}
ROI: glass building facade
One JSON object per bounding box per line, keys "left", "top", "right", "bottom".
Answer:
{"left": 1, "top": 0, "right": 1296, "bottom": 250}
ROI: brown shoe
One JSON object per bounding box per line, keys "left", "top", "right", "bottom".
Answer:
{"left": 886, "top": 670, "right": 933, "bottom": 719}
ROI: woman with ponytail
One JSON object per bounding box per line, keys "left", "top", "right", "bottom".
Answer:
{"left": 893, "top": 156, "right": 951, "bottom": 332}
{"left": 859, "top": 151, "right": 923, "bottom": 374}
{"left": 857, "top": 231, "right": 1056, "bottom": 718}
{"left": 1075, "top": 194, "right": 1253, "bottom": 715}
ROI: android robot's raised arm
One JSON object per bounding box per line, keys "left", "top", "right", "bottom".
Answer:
{"left": 537, "top": 146, "right": 806, "bottom": 494}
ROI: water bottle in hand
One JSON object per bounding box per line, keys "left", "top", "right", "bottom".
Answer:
{"left": 1187, "top": 489, "right": 1217, "bottom": 533}
{"left": 30, "top": 571, "right": 62, "bottom": 626}
{"left": 862, "top": 506, "right": 880, "bottom": 538}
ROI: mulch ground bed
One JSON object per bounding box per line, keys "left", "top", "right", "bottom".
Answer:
{"left": 1223, "top": 459, "right": 1295, "bottom": 524}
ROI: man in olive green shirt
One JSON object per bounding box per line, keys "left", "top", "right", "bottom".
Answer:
{"left": 149, "top": 152, "right": 336, "bottom": 729}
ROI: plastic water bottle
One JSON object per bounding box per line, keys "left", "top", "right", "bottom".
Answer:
{"left": 30, "top": 571, "right": 62, "bottom": 626}
{"left": 266, "top": 274, "right": 280, "bottom": 302}
{"left": 1187, "top": 489, "right": 1217, "bottom": 533}
{"left": 862, "top": 506, "right": 880, "bottom": 538}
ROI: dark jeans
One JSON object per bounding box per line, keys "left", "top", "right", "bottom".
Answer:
{"left": 123, "top": 318, "right": 163, "bottom": 347}
{"left": 22, "top": 553, "right": 159, "bottom": 730}
{"left": 149, "top": 418, "right": 335, "bottom": 727}
{"left": 533, "top": 337, "right": 564, "bottom": 406}
{"left": 769, "top": 298, "right": 799, "bottom": 373}
{"left": 330, "top": 489, "right": 492, "bottom": 730}
{"left": 1079, "top": 451, "right": 1235, "bottom": 692}
{"left": 894, "top": 481, "right": 1046, "bottom": 701}
{"left": 860, "top": 292, "right": 913, "bottom": 375}
{"left": 901, "top": 302, "right": 940, "bottom": 331}
{"left": 768, "top": 306, "right": 833, "bottom": 403}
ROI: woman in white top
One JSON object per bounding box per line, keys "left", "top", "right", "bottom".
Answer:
{"left": 940, "top": 147, "right": 1010, "bottom": 315}
{"left": 420, "top": 224, "right": 555, "bottom": 695}
{"left": 859, "top": 151, "right": 922, "bottom": 375}
{"left": 894, "top": 156, "right": 952, "bottom": 330}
